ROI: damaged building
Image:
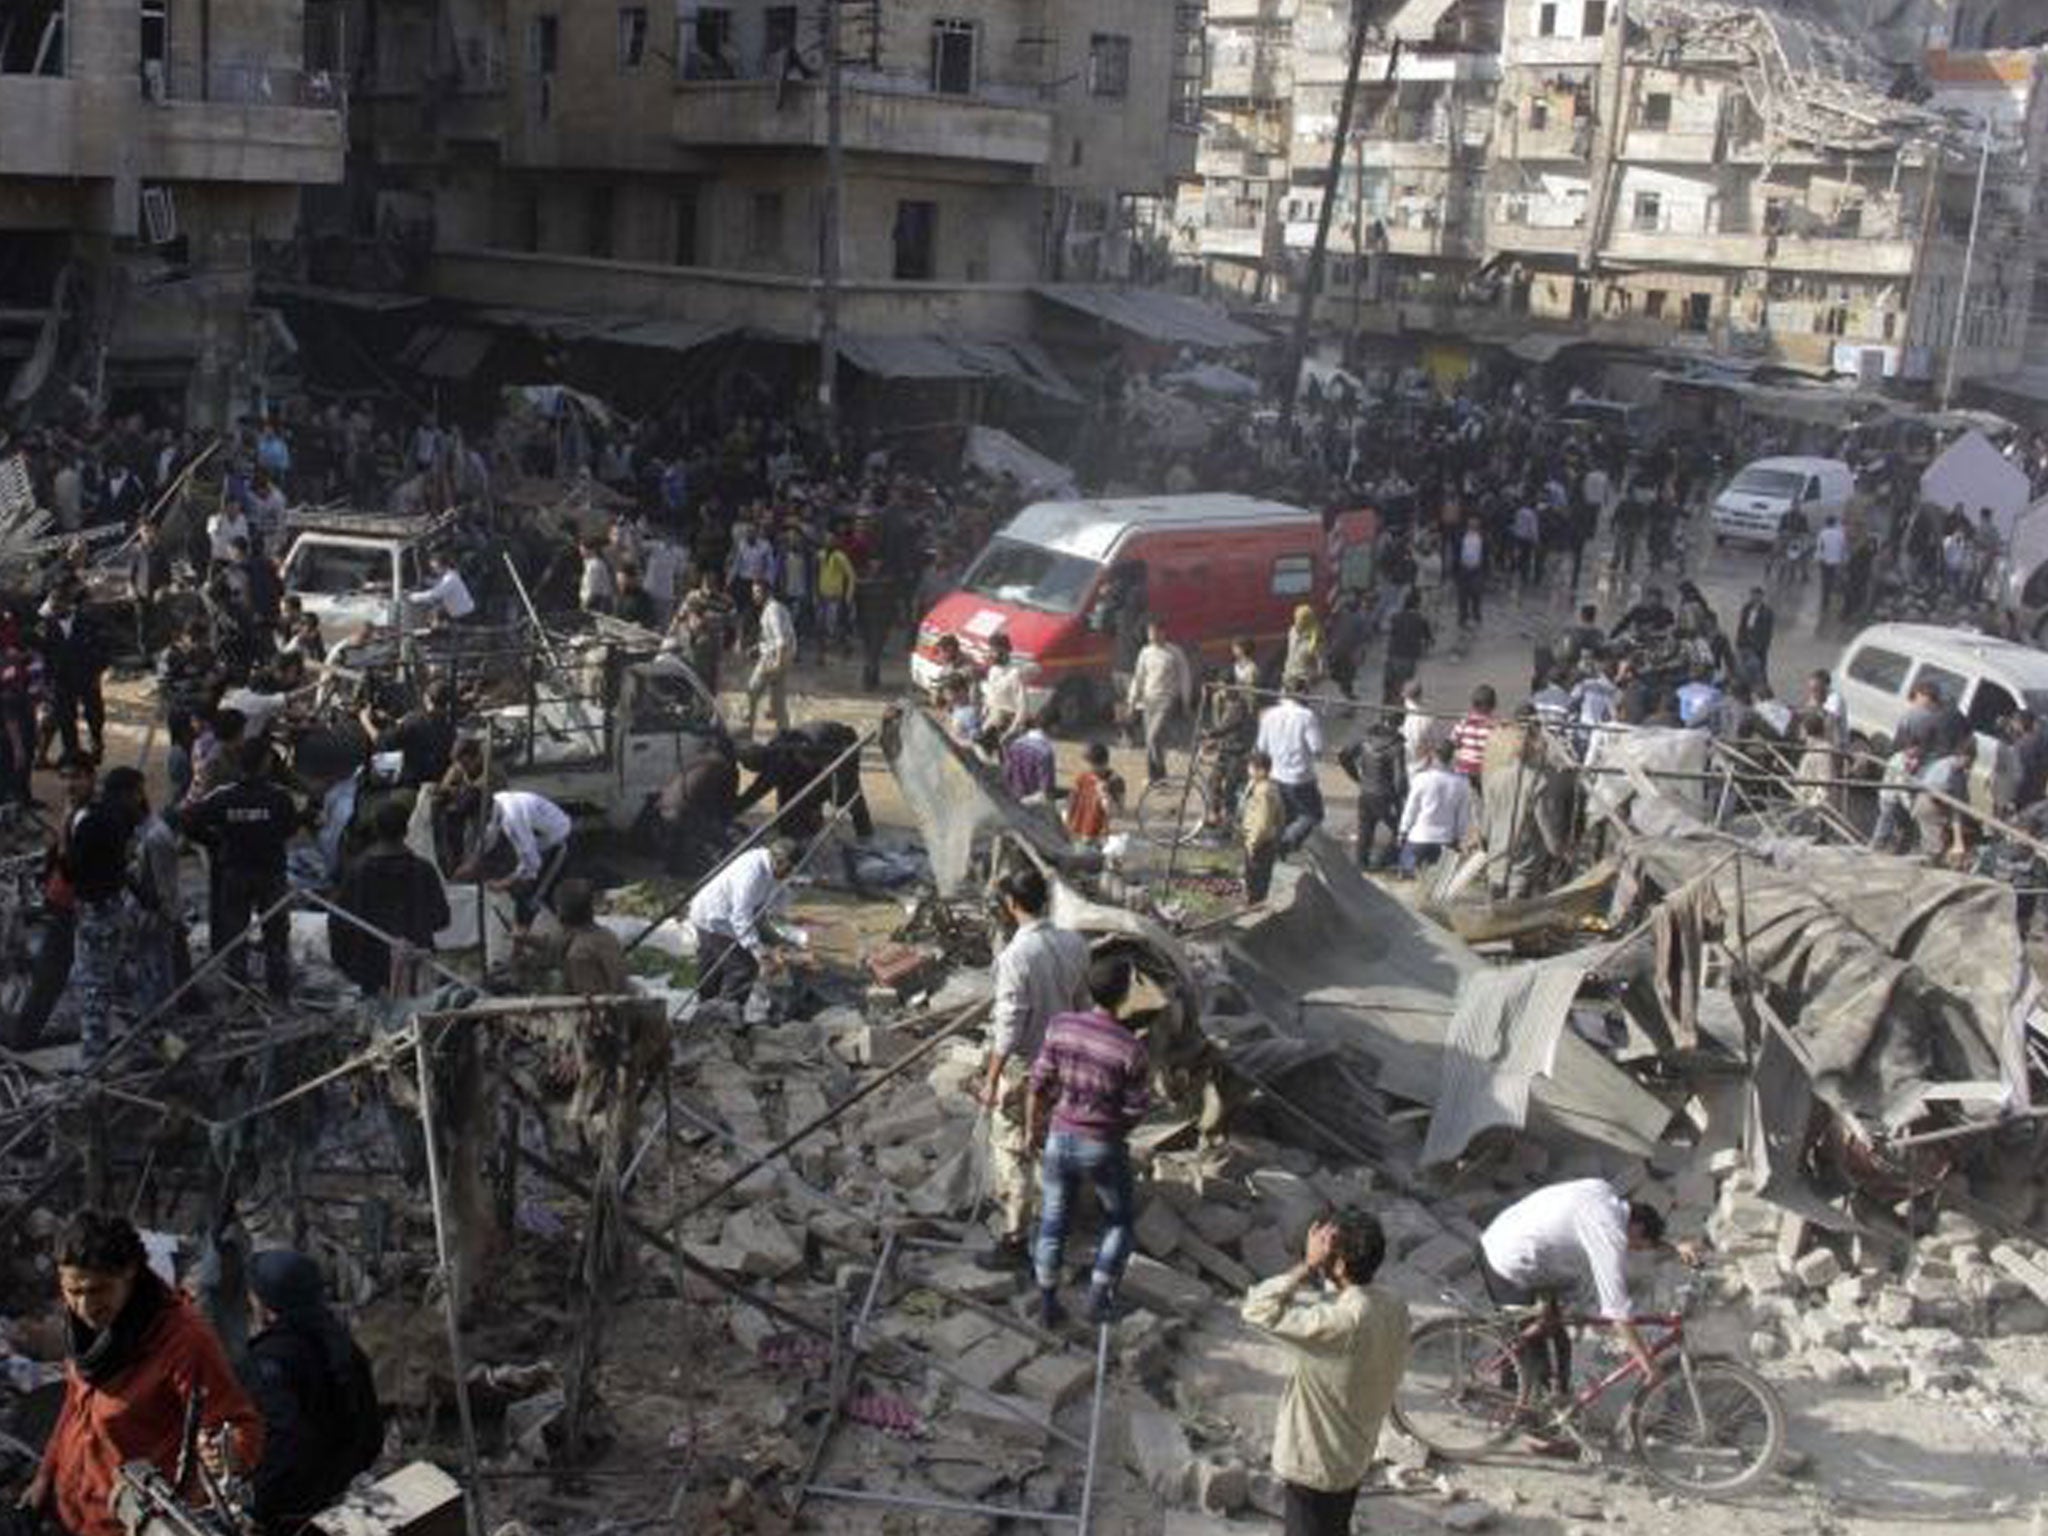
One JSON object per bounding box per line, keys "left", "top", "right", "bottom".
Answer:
{"left": 0, "top": 0, "right": 346, "bottom": 424}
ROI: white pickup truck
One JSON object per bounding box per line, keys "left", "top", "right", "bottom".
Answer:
{"left": 279, "top": 510, "right": 458, "bottom": 646}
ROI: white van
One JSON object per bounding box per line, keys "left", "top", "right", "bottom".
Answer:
{"left": 1710, "top": 456, "right": 1855, "bottom": 547}
{"left": 1836, "top": 622, "right": 2048, "bottom": 805}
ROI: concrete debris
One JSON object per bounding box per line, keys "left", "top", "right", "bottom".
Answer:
{"left": 1124, "top": 1403, "right": 1197, "bottom": 1501}
{"left": 950, "top": 1332, "right": 1038, "bottom": 1395}
{"left": 1119, "top": 1254, "right": 1216, "bottom": 1318}
{"left": 1015, "top": 1349, "right": 1098, "bottom": 1411}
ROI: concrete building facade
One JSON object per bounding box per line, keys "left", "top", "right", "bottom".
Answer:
{"left": 1173, "top": 0, "right": 2045, "bottom": 395}
{"left": 337, "top": 0, "right": 1201, "bottom": 344}
{"left": 0, "top": 0, "right": 346, "bottom": 421}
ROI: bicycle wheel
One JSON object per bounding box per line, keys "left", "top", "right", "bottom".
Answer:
{"left": 1390, "top": 1316, "right": 1531, "bottom": 1459}
{"left": 1135, "top": 774, "right": 1212, "bottom": 848}
{"left": 1626, "top": 1354, "right": 1785, "bottom": 1498}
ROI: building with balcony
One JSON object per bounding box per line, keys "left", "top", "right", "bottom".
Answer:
{"left": 327, "top": 0, "right": 1209, "bottom": 411}
{"left": 1475, "top": 0, "right": 2040, "bottom": 386}
{"left": 0, "top": 0, "right": 346, "bottom": 422}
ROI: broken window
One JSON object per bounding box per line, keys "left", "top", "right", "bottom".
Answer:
{"left": 1632, "top": 190, "right": 1662, "bottom": 231}
{"left": 686, "top": 9, "right": 734, "bottom": 77}
{"left": 1582, "top": 0, "right": 1607, "bottom": 32}
{"left": 140, "top": 0, "right": 168, "bottom": 99}
{"left": 1645, "top": 289, "right": 1667, "bottom": 319}
{"left": 1537, "top": 2, "right": 1558, "bottom": 38}
{"left": 529, "top": 14, "right": 559, "bottom": 72}
{"left": 1089, "top": 33, "right": 1131, "bottom": 98}
{"left": 1, "top": 0, "right": 66, "bottom": 76}
{"left": 1641, "top": 92, "right": 1671, "bottom": 131}
{"left": 618, "top": 7, "right": 647, "bottom": 70}
{"left": 893, "top": 200, "right": 937, "bottom": 280}
{"left": 747, "top": 191, "right": 783, "bottom": 259}
{"left": 764, "top": 5, "right": 799, "bottom": 61}
{"left": 1529, "top": 98, "right": 1549, "bottom": 130}
{"left": 1683, "top": 292, "right": 1712, "bottom": 332}
{"left": 930, "top": 19, "right": 975, "bottom": 95}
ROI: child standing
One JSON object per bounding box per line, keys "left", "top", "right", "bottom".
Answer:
{"left": 1065, "top": 741, "right": 1123, "bottom": 846}
{"left": 1239, "top": 748, "right": 1286, "bottom": 901}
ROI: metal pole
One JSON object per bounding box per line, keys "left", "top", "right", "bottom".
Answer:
{"left": 412, "top": 1019, "right": 487, "bottom": 1536}
{"left": 1280, "top": 0, "right": 1374, "bottom": 431}
{"left": 1940, "top": 123, "right": 1993, "bottom": 412}
{"left": 1075, "top": 1321, "right": 1112, "bottom": 1535}
{"left": 817, "top": 0, "right": 844, "bottom": 447}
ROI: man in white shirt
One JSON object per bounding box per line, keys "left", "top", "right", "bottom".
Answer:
{"left": 1125, "top": 620, "right": 1193, "bottom": 783}
{"left": 1814, "top": 516, "right": 1848, "bottom": 619}
{"left": 465, "top": 789, "right": 572, "bottom": 935}
{"left": 746, "top": 579, "right": 797, "bottom": 738}
{"left": 981, "top": 633, "right": 1030, "bottom": 744}
{"left": 686, "top": 839, "right": 796, "bottom": 1005}
{"left": 974, "top": 866, "right": 1089, "bottom": 1267}
{"left": 1397, "top": 738, "right": 1471, "bottom": 875}
{"left": 578, "top": 538, "right": 616, "bottom": 613}
{"left": 207, "top": 504, "right": 250, "bottom": 567}
{"left": 1255, "top": 678, "right": 1325, "bottom": 852}
{"left": 1479, "top": 1178, "right": 1695, "bottom": 1391}
{"left": 408, "top": 552, "right": 476, "bottom": 623}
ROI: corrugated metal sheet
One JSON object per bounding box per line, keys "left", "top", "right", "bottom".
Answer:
{"left": 396, "top": 325, "right": 495, "bottom": 379}
{"left": 838, "top": 333, "right": 1083, "bottom": 403}
{"left": 1033, "top": 284, "right": 1269, "bottom": 350}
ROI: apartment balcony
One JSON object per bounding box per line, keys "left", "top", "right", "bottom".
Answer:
{"left": 1284, "top": 219, "right": 1481, "bottom": 259}
{"left": 1197, "top": 224, "right": 1271, "bottom": 259}
{"left": 1500, "top": 122, "right": 1593, "bottom": 162}
{"left": 672, "top": 76, "right": 1052, "bottom": 166}
{"left": 1206, "top": 62, "right": 1294, "bottom": 99}
{"left": 0, "top": 69, "right": 345, "bottom": 184}
{"left": 1491, "top": 194, "right": 1587, "bottom": 254}
{"left": 1603, "top": 227, "right": 1918, "bottom": 277}
{"left": 1621, "top": 128, "right": 1720, "bottom": 164}
{"left": 1506, "top": 36, "right": 1606, "bottom": 68}
{"left": 1205, "top": 0, "right": 1299, "bottom": 22}
{"left": 1196, "top": 142, "right": 1287, "bottom": 180}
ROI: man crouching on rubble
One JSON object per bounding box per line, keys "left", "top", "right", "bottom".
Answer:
{"left": 1024, "top": 953, "right": 1151, "bottom": 1327}
{"left": 685, "top": 837, "right": 798, "bottom": 1007}
{"left": 1240, "top": 1212, "right": 1410, "bottom": 1536}
{"left": 973, "top": 867, "right": 1089, "bottom": 1272}
{"left": 17, "top": 1211, "right": 262, "bottom": 1536}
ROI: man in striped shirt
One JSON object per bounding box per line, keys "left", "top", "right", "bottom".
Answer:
{"left": 1024, "top": 952, "right": 1152, "bottom": 1327}
{"left": 1452, "top": 684, "right": 1497, "bottom": 785}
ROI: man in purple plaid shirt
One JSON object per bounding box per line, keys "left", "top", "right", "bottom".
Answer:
{"left": 1024, "top": 952, "right": 1152, "bottom": 1327}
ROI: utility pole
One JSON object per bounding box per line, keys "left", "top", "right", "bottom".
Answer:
{"left": 1281, "top": 0, "right": 1372, "bottom": 432}
{"left": 817, "top": 0, "right": 844, "bottom": 449}
{"left": 1940, "top": 121, "right": 1993, "bottom": 412}
{"left": 1349, "top": 126, "right": 1365, "bottom": 354}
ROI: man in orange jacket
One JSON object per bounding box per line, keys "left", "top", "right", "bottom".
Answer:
{"left": 20, "top": 1210, "right": 263, "bottom": 1536}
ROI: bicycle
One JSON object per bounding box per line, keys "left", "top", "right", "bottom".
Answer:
{"left": 1390, "top": 1279, "right": 1786, "bottom": 1499}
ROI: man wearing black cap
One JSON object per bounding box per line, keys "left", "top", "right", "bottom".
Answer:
{"left": 242, "top": 1249, "right": 383, "bottom": 1532}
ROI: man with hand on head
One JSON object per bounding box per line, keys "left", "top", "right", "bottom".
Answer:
{"left": 1240, "top": 1211, "right": 1410, "bottom": 1536}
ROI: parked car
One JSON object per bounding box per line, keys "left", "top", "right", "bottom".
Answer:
{"left": 1835, "top": 621, "right": 2048, "bottom": 806}
{"left": 912, "top": 494, "right": 1374, "bottom": 726}
{"left": 1711, "top": 456, "right": 1855, "bottom": 547}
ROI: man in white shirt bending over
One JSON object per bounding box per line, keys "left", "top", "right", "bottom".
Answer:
{"left": 463, "top": 789, "right": 573, "bottom": 936}
{"left": 687, "top": 838, "right": 797, "bottom": 1005}
{"left": 1478, "top": 1178, "right": 1696, "bottom": 1392}
{"left": 1254, "top": 676, "right": 1325, "bottom": 852}
{"left": 408, "top": 551, "right": 477, "bottom": 623}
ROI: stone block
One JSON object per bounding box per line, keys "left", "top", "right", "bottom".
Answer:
{"left": 926, "top": 1311, "right": 999, "bottom": 1357}
{"left": 875, "top": 1143, "right": 929, "bottom": 1187}
{"left": 1803, "top": 1347, "right": 1856, "bottom": 1385}
{"left": 869, "top": 1090, "right": 951, "bottom": 1148}
{"left": 1186, "top": 1202, "right": 1253, "bottom": 1251}
{"left": 1120, "top": 1254, "right": 1214, "bottom": 1317}
{"left": 720, "top": 1207, "right": 803, "bottom": 1277}
{"left": 1015, "top": 1349, "right": 1098, "bottom": 1410}
{"left": 1906, "top": 1360, "right": 1969, "bottom": 1393}
{"left": 1179, "top": 1231, "right": 1256, "bottom": 1292}
{"left": 1849, "top": 1349, "right": 1905, "bottom": 1386}
{"left": 951, "top": 1394, "right": 1052, "bottom": 1452}
{"left": 1991, "top": 1295, "right": 2048, "bottom": 1336}
{"left": 1194, "top": 1460, "right": 1249, "bottom": 1515}
{"left": 1125, "top": 1404, "right": 1195, "bottom": 1501}
{"left": 1137, "top": 1199, "right": 1188, "bottom": 1258}
{"left": 1990, "top": 1242, "right": 2048, "bottom": 1308}
{"left": 1442, "top": 1503, "right": 1497, "bottom": 1532}
{"left": 1248, "top": 1169, "right": 1324, "bottom": 1244}
{"left": 1737, "top": 1254, "right": 1787, "bottom": 1299}
{"left": 1793, "top": 1248, "right": 1842, "bottom": 1290}
{"left": 1873, "top": 1288, "right": 1917, "bottom": 1329}
{"left": 1241, "top": 1226, "right": 1292, "bottom": 1279}
{"left": 952, "top": 1332, "right": 1037, "bottom": 1395}
{"left": 1747, "top": 1329, "right": 1787, "bottom": 1361}
{"left": 1798, "top": 1311, "right": 1855, "bottom": 1352}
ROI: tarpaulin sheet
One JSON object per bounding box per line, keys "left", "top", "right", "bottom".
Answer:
{"left": 881, "top": 705, "right": 1073, "bottom": 894}
{"left": 1623, "top": 836, "right": 2027, "bottom": 1132}
{"left": 1225, "top": 836, "right": 1672, "bottom": 1160}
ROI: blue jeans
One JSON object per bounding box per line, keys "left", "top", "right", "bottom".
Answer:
{"left": 1277, "top": 779, "right": 1324, "bottom": 853}
{"left": 1034, "top": 1131, "right": 1136, "bottom": 1292}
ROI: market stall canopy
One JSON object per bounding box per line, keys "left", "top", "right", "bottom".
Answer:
{"left": 1920, "top": 429, "right": 2032, "bottom": 541}
{"left": 1160, "top": 363, "right": 1260, "bottom": 400}
{"left": 962, "top": 425, "right": 1079, "bottom": 498}
{"left": 1033, "top": 285, "right": 1268, "bottom": 351}
{"left": 836, "top": 334, "right": 1081, "bottom": 403}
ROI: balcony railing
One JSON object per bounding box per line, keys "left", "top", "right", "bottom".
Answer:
{"left": 146, "top": 61, "right": 343, "bottom": 108}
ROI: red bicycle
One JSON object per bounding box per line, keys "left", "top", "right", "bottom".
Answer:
{"left": 1390, "top": 1281, "right": 1786, "bottom": 1498}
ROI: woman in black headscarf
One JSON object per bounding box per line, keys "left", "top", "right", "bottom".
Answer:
{"left": 240, "top": 1250, "right": 384, "bottom": 1532}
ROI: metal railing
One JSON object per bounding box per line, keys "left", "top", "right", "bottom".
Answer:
{"left": 144, "top": 60, "right": 343, "bottom": 109}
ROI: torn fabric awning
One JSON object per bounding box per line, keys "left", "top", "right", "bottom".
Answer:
{"left": 836, "top": 334, "right": 1083, "bottom": 403}
{"left": 1032, "top": 285, "right": 1269, "bottom": 351}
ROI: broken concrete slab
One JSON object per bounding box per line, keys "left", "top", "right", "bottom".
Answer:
{"left": 1989, "top": 1243, "right": 2048, "bottom": 1309}
{"left": 1185, "top": 1202, "right": 1253, "bottom": 1250}
{"left": 1178, "top": 1231, "right": 1256, "bottom": 1293}
{"left": 1015, "top": 1349, "right": 1098, "bottom": 1411}
{"left": 1241, "top": 1226, "right": 1292, "bottom": 1279}
{"left": 1124, "top": 1403, "right": 1195, "bottom": 1501}
{"left": 719, "top": 1208, "right": 803, "bottom": 1277}
{"left": 1120, "top": 1254, "right": 1215, "bottom": 1317}
{"left": 949, "top": 1394, "right": 1052, "bottom": 1452}
{"left": 951, "top": 1332, "right": 1038, "bottom": 1395}
{"left": 1137, "top": 1199, "right": 1188, "bottom": 1258}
